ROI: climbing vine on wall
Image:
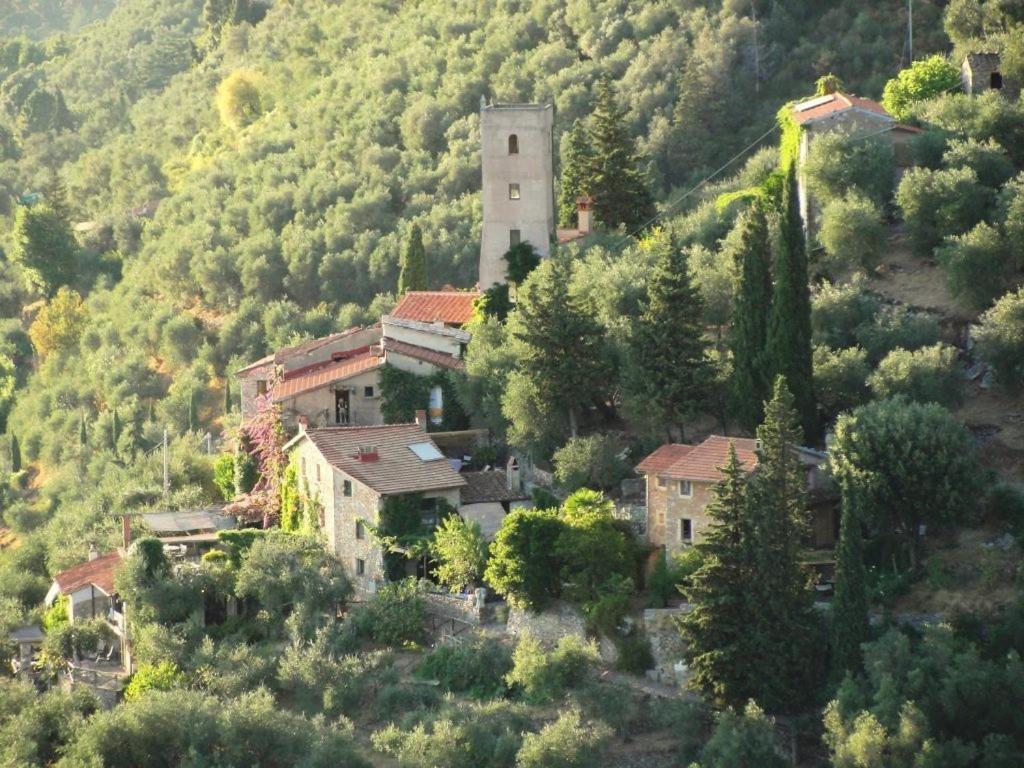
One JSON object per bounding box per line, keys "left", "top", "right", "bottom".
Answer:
{"left": 378, "top": 365, "right": 469, "bottom": 431}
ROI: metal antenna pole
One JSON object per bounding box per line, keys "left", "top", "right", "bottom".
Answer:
{"left": 908, "top": 0, "right": 913, "bottom": 63}
{"left": 162, "top": 427, "right": 170, "bottom": 495}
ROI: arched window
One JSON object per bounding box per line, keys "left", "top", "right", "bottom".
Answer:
{"left": 508, "top": 134, "right": 519, "bottom": 154}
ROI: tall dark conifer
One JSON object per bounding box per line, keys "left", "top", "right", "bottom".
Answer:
{"left": 829, "top": 489, "right": 869, "bottom": 678}
{"left": 586, "top": 77, "right": 655, "bottom": 232}
{"left": 631, "top": 232, "right": 712, "bottom": 440}
{"left": 747, "top": 376, "right": 822, "bottom": 712}
{"left": 679, "top": 443, "right": 758, "bottom": 708}
{"left": 767, "top": 164, "right": 817, "bottom": 443}
{"left": 728, "top": 200, "right": 773, "bottom": 433}
{"left": 398, "top": 224, "right": 428, "bottom": 296}
{"left": 9, "top": 432, "right": 20, "bottom": 472}
{"left": 557, "top": 120, "right": 595, "bottom": 228}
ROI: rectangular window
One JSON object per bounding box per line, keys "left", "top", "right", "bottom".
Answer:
{"left": 300, "top": 457, "right": 306, "bottom": 480}
{"left": 363, "top": 385, "right": 375, "bottom": 398}
{"left": 343, "top": 479, "right": 353, "bottom": 497}
{"left": 510, "top": 229, "right": 521, "bottom": 247}
{"left": 355, "top": 558, "right": 365, "bottom": 576}
{"left": 655, "top": 476, "right": 666, "bottom": 489}
{"left": 679, "top": 480, "right": 693, "bottom": 498}
{"left": 355, "top": 521, "right": 365, "bottom": 540}
{"left": 315, "top": 464, "right": 320, "bottom": 482}
{"left": 255, "top": 380, "right": 267, "bottom": 396}
{"left": 509, "top": 183, "right": 521, "bottom": 200}
{"left": 680, "top": 518, "right": 693, "bottom": 542}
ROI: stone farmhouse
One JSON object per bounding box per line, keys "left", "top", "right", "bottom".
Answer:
{"left": 235, "top": 289, "right": 478, "bottom": 430}
{"left": 961, "top": 52, "right": 1018, "bottom": 98}
{"left": 791, "top": 91, "right": 921, "bottom": 236}
{"left": 636, "top": 436, "right": 837, "bottom": 561}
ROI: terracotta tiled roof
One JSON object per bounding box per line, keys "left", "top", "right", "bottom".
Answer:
{"left": 391, "top": 291, "right": 480, "bottom": 325}
{"left": 53, "top": 552, "right": 123, "bottom": 596}
{"left": 272, "top": 351, "right": 383, "bottom": 401}
{"left": 460, "top": 470, "right": 531, "bottom": 505}
{"left": 297, "top": 424, "right": 466, "bottom": 496}
{"left": 637, "top": 436, "right": 760, "bottom": 483}
{"left": 235, "top": 325, "right": 380, "bottom": 378}
{"left": 383, "top": 337, "right": 465, "bottom": 371}
{"left": 791, "top": 92, "right": 892, "bottom": 125}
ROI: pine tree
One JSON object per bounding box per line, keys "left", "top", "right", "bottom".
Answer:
{"left": 398, "top": 223, "right": 428, "bottom": 296}
{"left": 10, "top": 202, "right": 78, "bottom": 295}
{"left": 557, "top": 120, "right": 594, "bottom": 227}
{"left": 728, "top": 201, "right": 773, "bottom": 433}
{"left": 830, "top": 489, "right": 869, "bottom": 678}
{"left": 679, "top": 443, "right": 758, "bottom": 708}
{"left": 9, "top": 432, "right": 20, "bottom": 472}
{"left": 586, "top": 77, "right": 655, "bottom": 232}
{"left": 630, "top": 231, "right": 712, "bottom": 440}
{"left": 747, "top": 376, "right": 822, "bottom": 712}
{"left": 767, "top": 164, "right": 817, "bottom": 444}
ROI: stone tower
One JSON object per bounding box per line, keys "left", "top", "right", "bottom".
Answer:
{"left": 479, "top": 102, "right": 555, "bottom": 288}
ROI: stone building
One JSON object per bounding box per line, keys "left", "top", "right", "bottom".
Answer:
{"left": 636, "top": 436, "right": 837, "bottom": 560}
{"left": 479, "top": 102, "right": 555, "bottom": 288}
{"left": 791, "top": 92, "right": 921, "bottom": 237}
{"left": 961, "top": 52, "right": 1018, "bottom": 97}
{"left": 285, "top": 418, "right": 466, "bottom": 593}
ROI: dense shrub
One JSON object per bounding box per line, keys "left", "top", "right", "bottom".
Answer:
{"left": 818, "top": 193, "right": 886, "bottom": 273}
{"left": 882, "top": 55, "right": 961, "bottom": 120}
{"left": 867, "top": 343, "right": 962, "bottom": 406}
{"left": 505, "top": 633, "right": 599, "bottom": 704}
{"left": 697, "top": 701, "right": 787, "bottom": 768}
{"left": 515, "top": 708, "right": 612, "bottom": 768}
{"left": 975, "top": 287, "right": 1024, "bottom": 389}
{"left": 418, "top": 636, "right": 513, "bottom": 698}
{"left": 896, "top": 166, "right": 989, "bottom": 255}
{"left": 552, "top": 434, "right": 629, "bottom": 492}
{"left": 811, "top": 279, "right": 879, "bottom": 350}
{"left": 485, "top": 509, "right": 563, "bottom": 610}
{"left": 374, "top": 683, "right": 442, "bottom": 720}
{"left": 936, "top": 222, "right": 1012, "bottom": 309}
{"left": 612, "top": 630, "right": 654, "bottom": 674}
{"left": 123, "top": 661, "right": 183, "bottom": 701}
{"left": 813, "top": 345, "right": 871, "bottom": 420}
{"left": 942, "top": 137, "right": 1015, "bottom": 189}
{"left": 345, "top": 578, "right": 426, "bottom": 647}
{"left": 803, "top": 129, "right": 894, "bottom": 206}
{"left": 854, "top": 306, "right": 941, "bottom": 363}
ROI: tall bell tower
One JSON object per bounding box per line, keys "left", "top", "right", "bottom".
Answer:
{"left": 478, "top": 102, "right": 555, "bottom": 288}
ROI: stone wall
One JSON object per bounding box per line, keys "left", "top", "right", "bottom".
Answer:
{"left": 423, "top": 589, "right": 491, "bottom": 625}
{"left": 505, "top": 601, "right": 587, "bottom": 646}
{"left": 642, "top": 606, "right": 692, "bottom": 686}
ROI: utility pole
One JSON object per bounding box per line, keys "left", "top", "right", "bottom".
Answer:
{"left": 908, "top": 0, "right": 913, "bottom": 63}
{"left": 162, "top": 427, "right": 169, "bottom": 495}
{"left": 752, "top": 1, "right": 760, "bottom": 94}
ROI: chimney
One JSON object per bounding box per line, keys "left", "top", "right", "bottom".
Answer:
{"left": 122, "top": 515, "right": 132, "bottom": 550}
{"left": 414, "top": 410, "right": 427, "bottom": 429}
{"left": 576, "top": 195, "right": 592, "bottom": 234}
{"left": 506, "top": 455, "right": 522, "bottom": 492}
{"left": 297, "top": 415, "right": 309, "bottom": 433}
{"left": 88, "top": 544, "right": 99, "bottom": 562}
{"left": 357, "top": 446, "right": 379, "bottom": 462}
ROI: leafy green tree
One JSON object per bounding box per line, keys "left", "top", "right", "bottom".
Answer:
{"left": 629, "top": 229, "right": 712, "bottom": 439}
{"left": 505, "top": 633, "right": 598, "bottom": 704}
{"left": 727, "top": 202, "right": 773, "bottom": 433}
{"left": 515, "top": 707, "right": 612, "bottom": 768}
{"left": 503, "top": 241, "right": 540, "bottom": 286}
{"left": 679, "top": 443, "right": 758, "bottom": 708}
{"left": 0, "top": 353, "right": 14, "bottom": 433}
{"left": 555, "top": 489, "right": 634, "bottom": 607}
{"left": 767, "top": 166, "right": 817, "bottom": 443}
{"left": 484, "top": 508, "right": 563, "bottom": 610}
{"left": 398, "top": 223, "right": 428, "bottom": 295}
{"left": 881, "top": 55, "right": 961, "bottom": 120}
{"left": 9, "top": 433, "right": 20, "bottom": 473}
{"left": 9, "top": 202, "right": 77, "bottom": 294}
{"left": 558, "top": 120, "right": 595, "bottom": 228}
{"left": 937, "top": 221, "right": 1011, "bottom": 309}
{"left": 28, "top": 287, "right": 87, "bottom": 359}
{"left": 830, "top": 397, "right": 982, "bottom": 571}
{"left": 213, "top": 453, "right": 236, "bottom": 501}
{"left": 215, "top": 69, "right": 266, "bottom": 129}
{"left": 976, "top": 286, "right": 1024, "bottom": 390}
{"left": 504, "top": 259, "right": 609, "bottom": 444}
{"left": 1002, "top": 172, "right": 1024, "bottom": 270}
{"left": 696, "top": 701, "right": 787, "bottom": 768}
{"left": 813, "top": 345, "right": 870, "bottom": 423}
{"left": 811, "top": 279, "right": 879, "bottom": 350}
{"left": 123, "top": 661, "right": 183, "bottom": 701}
{"left": 552, "top": 434, "right": 628, "bottom": 492}
{"left": 896, "top": 166, "right": 989, "bottom": 255}
{"left": 942, "top": 137, "right": 1014, "bottom": 189}
{"left": 867, "top": 343, "right": 962, "bottom": 406}
{"left": 819, "top": 193, "right": 886, "bottom": 273}
{"left": 803, "top": 130, "right": 895, "bottom": 207}
{"left": 585, "top": 77, "right": 655, "bottom": 232}
{"left": 829, "top": 491, "right": 869, "bottom": 679}
{"left": 430, "top": 515, "right": 487, "bottom": 593}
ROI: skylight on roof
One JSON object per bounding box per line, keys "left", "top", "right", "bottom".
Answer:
{"left": 409, "top": 442, "right": 444, "bottom": 461}
{"left": 793, "top": 94, "right": 835, "bottom": 111}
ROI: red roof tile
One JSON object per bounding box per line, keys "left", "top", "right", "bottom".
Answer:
{"left": 637, "top": 436, "right": 760, "bottom": 483}
{"left": 383, "top": 338, "right": 465, "bottom": 371}
{"left": 791, "top": 92, "right": 892, "bottom": 125}
{"left": 272, "top": 351, "right": 383, "bottom": 401}
{"left": 392, "top": 291, "right": 480, "bottom": 325}
{"left": 53, "top": 552, "right": 123, "bottom": 596}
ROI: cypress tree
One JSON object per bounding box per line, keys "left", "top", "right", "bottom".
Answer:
{"left": 398, "top": 223, "right": 428, "bottom": 296}
{"left": 110, "top": 408, "right": 120, "bottom": 450}
{"left": 557, "top": 120, "right": 594, "bottom": 227}
{"left": 728, "top": 200, "right": 773, "bottom": 433}
{"left": 9, "top": 432, "right": 20, "bottom": 472}
{"left": 631, "top": 231, "right": 712, "bottom": 440}
{"left": 188, "top": 390, "right": 198, "bottom": 432}
{"left": 747, "top": 376, "right": 822, "bottom": 712}
{"left": 586, "top": 77, "right": 655, "bottom": 232}
{"left": 79, "top": 411, "right": 87, "bottom": 446}
{"left": 224, "top": 378, "right": 232, "bottom": 415}
{"left": 679, "top": 442, "right": 758, "bottom": 708}
{"left": 767, "top": 164, "right": 817, "bottom": 444}
{"left": 829, "top": 489, "right": 869, "bottom": 678}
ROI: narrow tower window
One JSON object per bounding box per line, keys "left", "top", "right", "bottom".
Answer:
{"left": 508, "top": 134, "right": 519, "bottom": 154}
{"left": 510, "top": 229, "right": 521, "bottom": 247}
{"left": 509, "top": 183, "right": 520, "bottom": 200}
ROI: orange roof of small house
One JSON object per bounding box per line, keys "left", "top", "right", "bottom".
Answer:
{"left": 382, "top": 337, "right": 465, "bottom": 372}
{"left": 391, "top": 291, "right": 480, "bottom": 325}
{"left": 272, "top": 350, "right": 383, "bottom": 401}
{"left": 53, "top": 552, "right": 123, "bottom": 596}
{"left": 791, "top": 92, "right": 891, "bottom": 125}
{"left": 637, "top": 436, "right": 760, "bottom": 483}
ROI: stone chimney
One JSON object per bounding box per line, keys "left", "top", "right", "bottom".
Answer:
{"left": 414, "top": 409, "right": 427, "bottom": 429}
{"left": 576, "top": 195, "right": 592, "bottom": 234}
{"left": 297, "top": 415, "right": 309, "bottom": 433}
{"left": 357, "top": 446, "right": 379, "bottom": 462}
{"left": 88, "top": 544, "right": 99, "bottom": 562}
{"left": 506, "top": 455, "right": 522, "bottom": 492}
